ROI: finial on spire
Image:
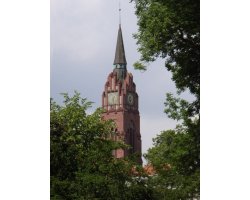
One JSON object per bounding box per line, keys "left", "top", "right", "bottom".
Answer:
{"left": 119, "top": 1, "right": 121, "bottom": 25}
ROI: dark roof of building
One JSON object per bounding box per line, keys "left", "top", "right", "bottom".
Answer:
{"left": 113, "top": 25, "right": 127, "bottom": 65}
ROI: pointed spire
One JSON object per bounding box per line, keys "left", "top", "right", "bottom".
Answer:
{"left": 113, "top": 25, "right": 127, "bottom": 65}
{"left": 113, "top": 2, "right": 127, "bottom": 81}
{"left": 114, "top": 1, "right": 126, "bottom": 65}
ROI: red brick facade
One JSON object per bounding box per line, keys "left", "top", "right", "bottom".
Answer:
{"left": 102, "top": 71, "right": 142, "bottom": 164}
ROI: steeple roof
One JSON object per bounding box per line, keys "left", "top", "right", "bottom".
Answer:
{"left": 113, "top": 25, "right": 127, "bottom": 65}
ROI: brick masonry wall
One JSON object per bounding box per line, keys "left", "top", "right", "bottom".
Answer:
{"left": 102, "top": 71, "right": 142, "bottom": 164}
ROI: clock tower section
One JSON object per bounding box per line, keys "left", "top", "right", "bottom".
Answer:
{"left": 102, "top": 24, "right": 142, "bottom": 164}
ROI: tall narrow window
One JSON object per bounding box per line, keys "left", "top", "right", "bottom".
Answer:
{"left": 128, "top": 121, "right": 135, "bottom": 154}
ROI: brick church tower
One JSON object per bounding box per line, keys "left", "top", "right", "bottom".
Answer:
{"left": 102, "top": 24, "right": 142, "bottom": 164}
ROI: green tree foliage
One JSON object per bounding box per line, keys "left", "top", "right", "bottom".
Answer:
{"left": 50, "top": 92, "right": 151, "bottom": 200}
{"left": 145, "top": 121, "right": 200, "bottom": 199}
{"left": 131, "top": 0, "right": 200, "bottom": 97}
{"left": 144, "top": 97, "right": 200, "bottom": 199}
{"left": 131, "top": 0, "right": 200, "bottom": 199}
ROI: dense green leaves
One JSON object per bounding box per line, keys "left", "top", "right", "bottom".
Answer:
{"left": 132, "top": 0, "right": 200, "bottom": 96}
{"left": 131, "top": 0, "right": 200, "bottom": 199}
{"left": 51, "top": 0, "right": 200, "bottom": 198}
{"left": 145, "top": 92, "right": 200, "bottom": 199}
{"left": 145, "top": 124, "right": 200, "bottom": 199}
{"left": 50, "top": 92, "right": 151, "bottom": 199}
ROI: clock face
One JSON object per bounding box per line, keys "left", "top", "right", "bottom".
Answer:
{"left": 127, "top": 93, "right": 134, "bottom": 105}
{"left": 108, "top": 92, "right": 118, "bottom": 105}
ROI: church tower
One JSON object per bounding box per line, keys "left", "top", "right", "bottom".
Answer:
{"left": 102, "top": 24, "right": 142, "bottom": 164}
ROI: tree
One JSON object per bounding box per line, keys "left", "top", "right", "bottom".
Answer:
{"left": 50, "top": 92, "right": 151, "bottom": 199}
{"left": 144, "top": 95, "right": 200, "bottom": 199}
{"left": 132, "top": 0, "right": 200, "bottom": 97}
{"left": 145, "top": 124, "right": 199, "bottom": 199}
{"left": 131, "top": 0, "right": 200, "bottom": 199}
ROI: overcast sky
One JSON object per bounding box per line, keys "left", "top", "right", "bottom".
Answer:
{"left": 50, "top": 0, "right": 193, "bottom": 163}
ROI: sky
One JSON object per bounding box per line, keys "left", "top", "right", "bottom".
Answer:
{"left": 2, "top": 0, "right": 250, "bottom": 198}
{"left": 50, "top": 0, "right": 193, "bottom": 163}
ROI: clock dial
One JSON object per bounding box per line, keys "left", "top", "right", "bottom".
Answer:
{"left": 127, "top": 93, "right": 134, "bottom": 105}
{"left": 108, "top": 92, "right": 118, "bottom": 105}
